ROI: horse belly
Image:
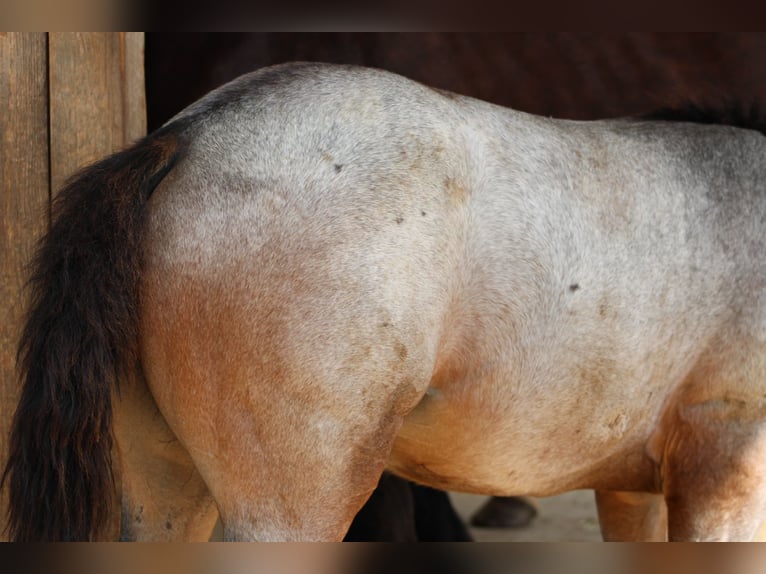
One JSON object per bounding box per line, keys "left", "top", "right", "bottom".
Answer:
{"left": 387, "top": 372, "right": 665, "bottom": 497}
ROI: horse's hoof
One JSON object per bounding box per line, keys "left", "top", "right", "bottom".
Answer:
{"left": 470, "top": 496, "right": 539, "bottom": 529}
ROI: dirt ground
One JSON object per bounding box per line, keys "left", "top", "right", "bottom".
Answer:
{"left": 451, "top": 491, "right": 602, "bottom": 542}
{"left": 450, "top": 491, "right": 766, "bottom": 542}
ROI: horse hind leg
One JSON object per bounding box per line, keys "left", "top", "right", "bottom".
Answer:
{"left": 136, "top": 184, "right": 439, "bottom": 540}
{"left": 170, "top": 383, "right": 411, "bottom": 542}
{"left": 205, "top": 384, "right": 412, "bottom": 542}
{"left": 138, "top": 282, "right": 430, "bottom": 541}
{"left": 113, "top": 369, "right": 219, "bottom": 541}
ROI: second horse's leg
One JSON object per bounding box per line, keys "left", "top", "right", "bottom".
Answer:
{"left": 595, "top": 490, "right": 666, "bottom": 541}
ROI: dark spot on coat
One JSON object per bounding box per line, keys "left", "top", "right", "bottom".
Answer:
{"left": 382, "top": 321, "right": 390, "bottom": 327}
{"left": 395, "top": 216, "right": 404, "bottom": 224}
{"left": 569, "top": 283, "right": 580, "bottom": 292}
{"left": 421, "top": 210, "right": 426, "bottom": 216}
{"left": 165, "top": 520, "right": 172, "bottom": 530}
{"left": 334, "top": 164, "right": 343, "bottom": 173}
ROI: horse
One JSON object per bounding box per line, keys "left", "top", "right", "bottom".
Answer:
{"left": 3, "top": 61, "right": 766, "bottom": 541}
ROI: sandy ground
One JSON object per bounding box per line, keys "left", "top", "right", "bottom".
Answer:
{"left": 450, "top": 491, "right": 766, "bottom": 542}
{"left": 450, "top": 491, "right": 602, "bottom": 542}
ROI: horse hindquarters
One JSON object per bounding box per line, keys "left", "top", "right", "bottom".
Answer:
{"left": 137, "top": 221, "right": 437, "bottom": 540}
{"left": 138, "top": 281, "right": 426, "bottom": 540}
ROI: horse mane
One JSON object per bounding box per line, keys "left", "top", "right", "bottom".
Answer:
{"left": 643, "top": 101, "right": 766, "bottom": 136}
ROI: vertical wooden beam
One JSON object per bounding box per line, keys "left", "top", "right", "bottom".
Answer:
{"left": 0, "top": 32, "right": 50, "bottom": 541}
{"left": 0, "top": 32, "right": 145, "bottom": 540}
{"left": 48, "top": 32, "right": 146, "bottom": 194}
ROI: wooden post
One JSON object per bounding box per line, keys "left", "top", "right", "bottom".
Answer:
{"left": 0, "top": 32, "right": 145, "bottom": 540}
{"left": 48, "top": 33, "right": 146, "bottom": 193}
{"left": 0, "top": 31, "right": 50, "bottom": 542}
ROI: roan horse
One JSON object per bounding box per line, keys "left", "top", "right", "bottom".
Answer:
{"left": 3, "top": 62, "right": 766, "bottom": 541}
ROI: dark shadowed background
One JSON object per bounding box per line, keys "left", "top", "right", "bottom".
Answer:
{"left": 145, "top": 33, "right": 766, "bottom": 131}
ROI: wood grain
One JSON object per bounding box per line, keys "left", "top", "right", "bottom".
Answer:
{"left": 49, "top": 32, "right": 146, "bottom": 194}
{"left": 0, "top": 32, "right": 50, "bottom": 541}
{"left": 0, "top": 32, "right": 146, "bottom": 540}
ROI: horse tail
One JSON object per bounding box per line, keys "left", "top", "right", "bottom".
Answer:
{"left": 1, "top": 125, "right": 185, "bottom": 541}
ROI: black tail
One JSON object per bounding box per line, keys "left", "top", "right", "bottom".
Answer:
{"left": 1, "top": 127, "right": 184, "bottom": 541}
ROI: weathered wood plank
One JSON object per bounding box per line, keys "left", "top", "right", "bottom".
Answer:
{"left": 0, "top": 32, "right": 50, "bottom": 541}
{"left": 49, "top": 32, "right": 146, "bottom": 194}
{"left": 0, "top": 32, "right": 145, "bottom": 540}
{"left": 122, "top": 33, "right": 147, "bottom": 144}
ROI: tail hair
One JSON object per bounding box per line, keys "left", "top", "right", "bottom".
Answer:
{"left": 1, "top": 128, "right": 183, "bottom": 541}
